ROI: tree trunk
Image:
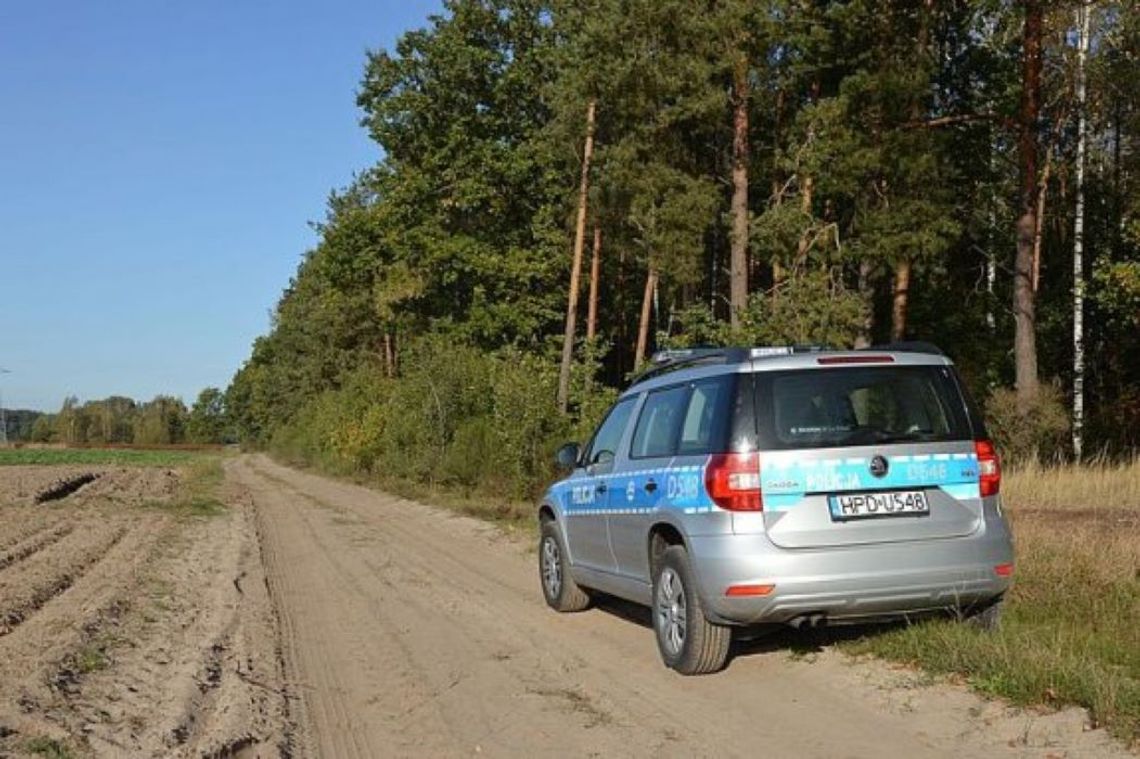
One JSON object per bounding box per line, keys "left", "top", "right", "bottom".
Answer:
{"left": 987, "top": 144, "right": 998, "bottom": 331}
{"left": 586, "top": 225, "right": 602, "bottom": 341}
{"left": 796, "top": 174, "right": 814, "bottom": 262}
{"left": 1032, "top": 104, "right": 1071, "bottom": 293}
{"left": 383, "top": 331, "right": 395, "bottom": 378}
{"left": 634, "top": 267, "right": 659, "bottom": 368}
{"left": 1072, "top": 3, "right": 1090, "bottom": 458}
{"left": 729, "top": 51, "right": 750, "bottom": 327}
{"left": 796, "top": 79, "right": 820, "bottom": 264}
{"left": 891, "top": 260, "right": 911, "bottom": 342}
{"left": 617, "top": 247, "right": 627, "bottom": 378}
{"left": 770, "top": 87, "right": 786, "bottom": 288}
{"left": 1032, "top": 145, "right": 1052, "bottom": 293}
{"left": 556, "top": 99, "right": 597, "bottom": 413}
{"left": 1014, "top": 0, "right": 1043, "bottom": 407}
{"left": 855, "top": 259, "right": 874, "bottom": 348}
{"left": 890, "top": 1, "right": 932, "bottom": 343}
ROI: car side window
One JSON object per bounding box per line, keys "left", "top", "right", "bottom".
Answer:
{"left": 678, "top": 376, "right": 733, "bottom": 455}
{"left": 631, "top": 385, "right": 690, "bottom": 459}
{"left": 583, "top": 397, "right": 637, "bottom": 466}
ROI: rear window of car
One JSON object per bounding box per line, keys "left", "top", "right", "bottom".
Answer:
{"left": 755, "top": 365, "right": 971, "bottom": 450}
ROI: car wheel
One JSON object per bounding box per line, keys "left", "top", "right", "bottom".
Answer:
{"left": 652, "top": 546, "right": 731, "bottom": 675}
{"left": 539, "top": 519, "right": 591, "bottom": 612}
{"left": 964, "top": 596, "right": 1004, "bottom": 632}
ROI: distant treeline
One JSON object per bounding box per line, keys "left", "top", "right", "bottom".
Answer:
{"left": 24, "top": 388, "right": 228, "bottom": 446}
{"left": 2, "top": 409, "right": 44, "bottom": 443}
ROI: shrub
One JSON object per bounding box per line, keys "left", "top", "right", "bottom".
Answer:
{"left": 440, "top": 416, "right": 499, "bottom": 489}
{"left": 985, "top": 384, "right": 1070, "bottom": 464}
{"left": 268, "top": 335, "right": 601, "bottom": 501}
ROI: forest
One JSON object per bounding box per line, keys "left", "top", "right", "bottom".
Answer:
{"left": 226, "top": 0, "right": 1140, "bottom": 500}
{"left": 22, "top": 390, "right": 228, "bottom": 446}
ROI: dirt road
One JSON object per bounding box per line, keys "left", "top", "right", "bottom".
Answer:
{"left": 0, "top": 457, "right": 1129, "bottom": 757}
{"left": 234, "top": 455, "right": 1132, "bottom": 759}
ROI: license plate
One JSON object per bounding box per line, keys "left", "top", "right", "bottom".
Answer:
{"left": 830, "top": 490, "right": 929, "bottom": 520}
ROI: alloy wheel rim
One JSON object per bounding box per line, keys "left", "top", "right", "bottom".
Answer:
{"left": 656, "top": 567, "right": 686, "bottom": 656}
{"left": 541, "top": 536, "right": 562, "bottom": 599}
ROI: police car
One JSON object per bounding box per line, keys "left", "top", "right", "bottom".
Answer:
{"left": 538, "top": 344, "right": 1013, "bottom": 675}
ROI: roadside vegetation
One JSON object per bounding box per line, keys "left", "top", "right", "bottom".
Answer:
{"left": 161, "top": 456, "right": 227, "bottom": 517}
{"left": 269, "top": 339, "right": 613, "bottom": 508}
{"left": 848, "top": 461, "right": 1140, "bottom": 746}
{"left": 1003, "top": 455, "right": 1140, "bottom": 510}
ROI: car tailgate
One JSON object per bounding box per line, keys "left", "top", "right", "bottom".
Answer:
{"left": 743, "top": 443, "right": 983, "bottom": 548}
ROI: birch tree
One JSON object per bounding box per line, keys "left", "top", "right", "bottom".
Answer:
{"left": 1072, "top": 2, "right": 1090, "bottom": 457}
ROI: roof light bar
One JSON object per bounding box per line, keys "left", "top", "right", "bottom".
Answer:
{"left": 750, "top": 346, "right": 793, "bottom": 358}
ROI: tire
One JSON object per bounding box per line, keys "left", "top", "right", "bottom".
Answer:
{"left": 539, "top": 519, "right": 591, "bottom": 612}
{"left": 652, "top": 546, "right": 731, "bottom": 675}
{"left": 964, "top": 597, "right": 1004, "bottom": 632}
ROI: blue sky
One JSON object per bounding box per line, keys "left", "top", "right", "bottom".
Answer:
{"left": 0, "top": 0, "right": 440, "bottom": 411}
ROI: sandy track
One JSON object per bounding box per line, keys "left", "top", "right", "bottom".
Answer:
{"left": 234, "top": 455, "right": 1132, "bottom": 759}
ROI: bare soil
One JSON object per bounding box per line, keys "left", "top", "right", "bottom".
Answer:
{"left": 0, "top": 455, "right": 1133, "bottom": 758}
{"left": 0, "top": 464, "right": 287, "bottom": 758}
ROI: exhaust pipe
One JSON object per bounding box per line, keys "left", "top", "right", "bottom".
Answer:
{"left": 789, "top": 613, "right": 828, "bottom": 630}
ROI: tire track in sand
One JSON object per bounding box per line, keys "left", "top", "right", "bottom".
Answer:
{"left": 237, "top": 454, "right": 1136, "bottom": 759}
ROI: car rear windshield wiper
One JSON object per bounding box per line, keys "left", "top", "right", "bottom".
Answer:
{"left": 836, "top": 428, "right": 941, "bottom": 446}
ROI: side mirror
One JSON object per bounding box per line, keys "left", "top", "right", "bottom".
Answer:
{"left": 555, "top": 442, "right": 581, "bottom": 470}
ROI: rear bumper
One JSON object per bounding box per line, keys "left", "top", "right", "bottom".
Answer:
{"left": 690, "top": 521, "right": 1014, "bottom": 626}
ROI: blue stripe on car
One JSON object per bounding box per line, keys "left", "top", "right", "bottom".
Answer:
{"left": 550, "top": 452, "right": 982, "bottom": 516}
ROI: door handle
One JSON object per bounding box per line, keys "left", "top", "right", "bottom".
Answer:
{"left": 644, "top": 479, "right": 658, "bottom": 493}
{"left": 596, "top": 482, "right": 608, "bottom": 494}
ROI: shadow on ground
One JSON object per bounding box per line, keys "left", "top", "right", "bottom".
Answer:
{"left": 588, "top": 593, "right": 909, "bottom": 667}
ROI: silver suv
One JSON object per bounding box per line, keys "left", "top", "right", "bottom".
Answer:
{"left": 538, "top": 344, "right": 1013, "bottom": 675}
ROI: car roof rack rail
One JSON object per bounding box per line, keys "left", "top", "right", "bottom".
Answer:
{"left": 632, "top": 347, "right": 750, "bottom": 387}
{"left": 862, "top": 340, "right": 945, "bottom": 356}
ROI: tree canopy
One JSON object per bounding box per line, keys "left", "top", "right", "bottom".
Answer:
{"left": 227, "top": 0, "right": 1140, "bottom": 487}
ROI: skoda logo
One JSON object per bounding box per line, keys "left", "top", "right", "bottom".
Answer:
{"left": 869, "top": 455, "right": 889, "bottom": 478}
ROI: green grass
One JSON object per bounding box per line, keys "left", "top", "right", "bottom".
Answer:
{"left": 842, "top": 472, "right": 1140, "bottom": 746}
{"left": 74, "top": 643, "right": 111, "bottom": 675}
{"left": 0, "top": 447, "right": 206, "bottom": 467}
{"left": 22, "top": 737, "right": 74, "bottom": 759}
{"left": 153, "top": 456, "right": 227, "bottom": 517}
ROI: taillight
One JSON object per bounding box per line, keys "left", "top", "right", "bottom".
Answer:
{"left": 816, "top": 355, "right": 894, "bottom": 365}
{"left": 705, "top": 452, "right": 762, "bottom": 511}
{"left": 976, "top": 439, "right": 1001, "bottom": 497}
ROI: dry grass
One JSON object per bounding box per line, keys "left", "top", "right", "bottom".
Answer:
{"left": 1003, "top": 455, "right": 1140, "bottom": 510}
{"left": 847, "top": 458, "right": 1140, "bottom": 746}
